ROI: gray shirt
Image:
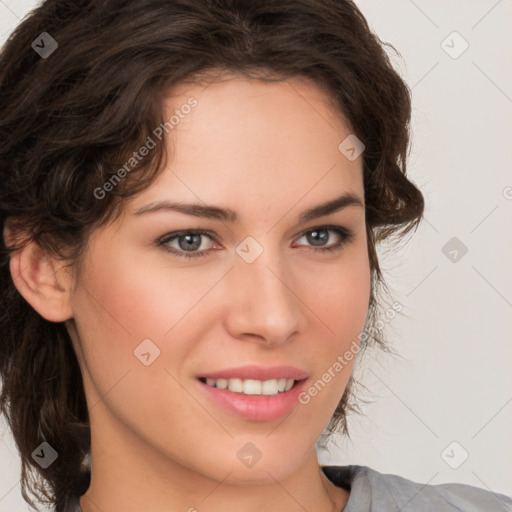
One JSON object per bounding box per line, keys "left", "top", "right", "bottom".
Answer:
{"left": 322, "top": 465, "right": 512, "bottom": 511}
{"left": 58, "top": 465, "right": 512, "bottom": 511}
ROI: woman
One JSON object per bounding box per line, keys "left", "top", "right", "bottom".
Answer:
{"left": 0, "top": 1, "right": 510, "bottom": 511}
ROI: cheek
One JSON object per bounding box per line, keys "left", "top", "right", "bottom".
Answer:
{"left": 69, "top": 251, "right": 208, "bottom": 437}
{"left": 298, "top": 243, "right": 371, "bottom": 392}
{"left": 74, "top": 246, "right": 210, "bottom": 341}
{"left": 303, "top": 244, "right": 371, "bottom": 342}
{"left": 68, "top": 248, "right": 169, "bottom": 389}
{"left": 70, "top": 245, "right": 227, "bottom": 402}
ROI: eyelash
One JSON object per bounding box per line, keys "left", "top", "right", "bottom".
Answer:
{"left": 156, "top": 225, "right": 354, "bottom": 259}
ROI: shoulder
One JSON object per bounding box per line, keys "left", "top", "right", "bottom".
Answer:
{"left": 321, "top": 464, "right": 512, "bottom": 511}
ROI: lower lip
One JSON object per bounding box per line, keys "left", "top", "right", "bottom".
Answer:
{"left": 196, "top": 378, "right": 308, "bottom": 421}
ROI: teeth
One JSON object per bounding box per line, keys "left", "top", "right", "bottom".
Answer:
{"left": 284, "top": 378, "right": 294, "bottom": 391}
{"left": 203, "top": 377, "right": 296, "bottom": 395}
{"left": 228, "top": 378, "right": 243, "bottom": 393}
{"left": 243, "top": 379, "right": 262, "bottom": 395}
{"left": 216, "top": 378, "right": 228, "bottom": 389}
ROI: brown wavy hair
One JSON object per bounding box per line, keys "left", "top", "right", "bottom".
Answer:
{"left": 0, "top": 0, "right": 424, "bottom": 510}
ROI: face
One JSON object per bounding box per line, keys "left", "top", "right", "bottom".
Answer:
{"left": 66, "top": 75, "right": 371, "bottom": 486}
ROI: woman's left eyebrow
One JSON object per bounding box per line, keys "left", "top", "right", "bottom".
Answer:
{"left": 132, "top": 192, "right": 363, "bottom": 223}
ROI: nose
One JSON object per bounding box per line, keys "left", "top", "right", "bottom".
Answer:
{"left": 223, "top": 242, "right": 303, "bottom": 347}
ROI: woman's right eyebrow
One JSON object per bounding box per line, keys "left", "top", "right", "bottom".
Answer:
{"left": 132, "top": 192, "right": 364, "bottom": 224}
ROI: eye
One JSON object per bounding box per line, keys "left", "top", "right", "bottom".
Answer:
{"left": 156, "top": 225, "right": 354, "bottom": 259}
{"left": 293, "top": 225, "right": 353, "bottom": 254}
{"left": 157, "top": 229, "right": 218, "bottom": 259}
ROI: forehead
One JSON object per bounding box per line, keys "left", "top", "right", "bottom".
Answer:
{"left": 128, "top": 75, "right": 364, "bottom": 220}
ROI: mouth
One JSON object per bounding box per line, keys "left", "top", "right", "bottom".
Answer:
{"left": 195, "top": 365, "right": 309, "bottom": 421}
{"left": 197, "top": 376, "right": 303, "bottom": 396}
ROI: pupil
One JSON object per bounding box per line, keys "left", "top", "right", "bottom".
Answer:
{"left": 308, "top": 229, "right": 327, "bottom": 247}
{"left": 182, "top": 234, "right": 200, "bottom": 250}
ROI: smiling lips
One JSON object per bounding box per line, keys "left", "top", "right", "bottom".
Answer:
{"left": 196, "top": 365, "right": 309, "bottom": 420}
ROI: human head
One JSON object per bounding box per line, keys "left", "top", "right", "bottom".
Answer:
{"left": 0, "top": 0, "right": 423, "bottom": 509}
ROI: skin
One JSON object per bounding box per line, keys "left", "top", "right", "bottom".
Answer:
{"left": 7, "top": 75, "right": 371, "bottom": 512}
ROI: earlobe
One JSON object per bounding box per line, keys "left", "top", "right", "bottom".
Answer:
{"left": 5, "top": 225, "right": 74, "bottom": 323}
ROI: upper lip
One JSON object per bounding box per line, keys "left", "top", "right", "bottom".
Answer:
{"left": 197, "top": 365, "right": 309, "bottom": 381}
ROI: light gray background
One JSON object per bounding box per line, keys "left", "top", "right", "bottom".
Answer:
{"left": 1, "top": 0, "right": 511, "bottom": 510}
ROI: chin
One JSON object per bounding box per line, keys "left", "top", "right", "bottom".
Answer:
{"left": 220, "top": 439, "right": 314, "bottom": 485}
{"left": 222, "top": 461, "right": 300, "bottom": 486}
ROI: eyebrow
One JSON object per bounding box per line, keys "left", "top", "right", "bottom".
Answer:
{"left": 133, "top": 192, "right": 363, "bottom": 224}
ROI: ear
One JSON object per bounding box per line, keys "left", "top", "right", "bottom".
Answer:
{"left": 4, "top": 222, "right": 74, "bottom": 322}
